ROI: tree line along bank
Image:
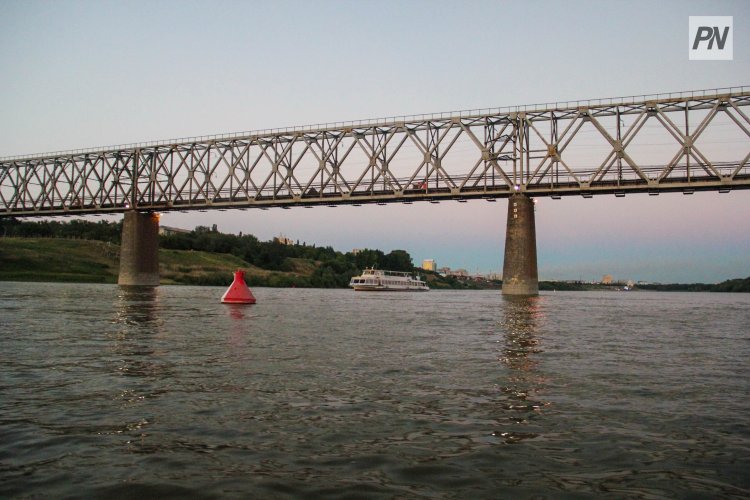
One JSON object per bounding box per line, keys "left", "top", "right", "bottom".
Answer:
{"left": 0, "top": 218, "right": 479, "bottom": 289}
{"left": 1, "top": 218, "right": 746, "bottom": 291}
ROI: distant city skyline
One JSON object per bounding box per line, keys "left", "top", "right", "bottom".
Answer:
{"left": 1, "top": 0, "right": 748, "bottom": 283}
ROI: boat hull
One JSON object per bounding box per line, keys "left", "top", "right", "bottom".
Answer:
{"left": 352, "top": 285, "right": 429, "bottom": 292}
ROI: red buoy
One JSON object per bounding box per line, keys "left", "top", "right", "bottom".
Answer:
{"left": 221, "top": 269, "right": 256, "bottom": 304}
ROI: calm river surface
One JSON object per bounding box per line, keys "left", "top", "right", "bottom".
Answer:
{"left": 1, "top": 283, "right": 749, "bottom": 498}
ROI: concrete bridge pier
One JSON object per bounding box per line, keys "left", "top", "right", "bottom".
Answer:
{"left": 502, "top": 193, "right": 538, "bottom": 296}
{"left": 118, "top": 210, "right": 160, "bottom": 286}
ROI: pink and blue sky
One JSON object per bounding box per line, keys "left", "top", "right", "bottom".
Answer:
{"left": 1, "top": 0, "right": 748, "bottom": 283}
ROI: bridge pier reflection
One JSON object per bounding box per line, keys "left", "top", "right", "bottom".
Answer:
{"left": 502, "top": 193, "right": 539, "bottom": 296}
{"left": 493, "top": 295, "right": 546, "bottom": 443}
{"left": 118, "top": 210, "right": 160, "bottom": 286}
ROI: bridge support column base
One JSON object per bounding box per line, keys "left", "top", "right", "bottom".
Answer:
{"left": 118, "top": 210, "right": 160, "bottom": 286}
{"left": 502, "top": 193, "right": 538, "bottom": 296}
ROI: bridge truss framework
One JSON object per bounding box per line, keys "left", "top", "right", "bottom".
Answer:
{"left": 1, "top": 88, "right": 749, "bottom": 217}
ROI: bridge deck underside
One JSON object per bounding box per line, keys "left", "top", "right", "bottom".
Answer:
{"left": 2, "top": 91, "right": 749, "bottom": 216}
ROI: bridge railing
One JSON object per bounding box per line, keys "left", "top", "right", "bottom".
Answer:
{"left": 22, "top": 161, "right": 743, "bottom": 215}
{"left": 4, "top": 158, "right": 741, "bottom": 210}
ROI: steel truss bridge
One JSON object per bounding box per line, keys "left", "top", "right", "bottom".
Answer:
{"left": 1, "top": 87, "right": 749, "bottom": 217}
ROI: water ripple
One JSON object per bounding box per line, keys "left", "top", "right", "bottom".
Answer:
{"left": 1, "top": 284, "right": 749, "bottom": 498}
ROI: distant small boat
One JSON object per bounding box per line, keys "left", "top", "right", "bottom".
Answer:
{"left": 349, "top": 268, "right": 429, "bottom": 292}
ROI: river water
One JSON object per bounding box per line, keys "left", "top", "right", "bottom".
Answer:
{"left": 1, "top": 283, "right": 748, "bottom": 498}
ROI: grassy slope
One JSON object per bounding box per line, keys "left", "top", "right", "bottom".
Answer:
{"left": 0, "top": 238, "right": 120, "bottom": 283}
{"left": 159, "top": 248, "right": 314, "bottom": 286}
{"left": 0, "top": 238, "right": 482, "bottom": 289}
{"left": 0, "top": 238, "right": 290, "bottom": 285}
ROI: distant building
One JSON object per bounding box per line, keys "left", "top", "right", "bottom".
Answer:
{"left": 351, "top": 249, "right": 363, "bottom": 255}
{"left": 422, "top": 259, "right": 436, "bottom": 271}
{"left": 602, "top": 274, "right": 614, "bottom": 285}
{"left": 159, "top": 225, "right": 191, "bottom": 236}
{"left": 452, "top": 269, "right": 469, "bottom": 278}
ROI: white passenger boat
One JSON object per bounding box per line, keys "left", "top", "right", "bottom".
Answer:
{"left": 349, "top": 269, "right": 429, "bottom": 292}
